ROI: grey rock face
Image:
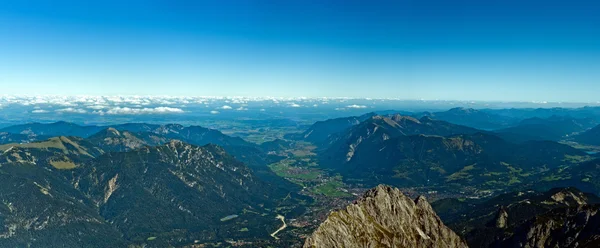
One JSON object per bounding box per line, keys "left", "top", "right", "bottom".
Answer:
{"left": 496, "top": 205, "right": 600, "bottom": 248}
{"left": 493, "top": 206, "right": 509, "bottom": 229}
{"left": 304, "top": 185, "right": 468, "bottom": 248}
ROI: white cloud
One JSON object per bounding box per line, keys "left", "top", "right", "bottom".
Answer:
{"left": 289, "top": 103, "right": 301, "bottom": 108}
{"left": 158, "top": 100, "right": 175, "bottom": 105}
{"left": 220, "top": 105, "right": 233, "bottom": 110}
{"left": 152, "top": 107, "right": 184, "bottom": 113}
{"left": 236, "top": 107, "right": 248, "bottom": 111}
{"left": 103, "top": 107, "right": 184, "bottom": 115}
{"left": 87, "top": 105, "right": 107, "bottom": 110}
{"left": 210, "top": 110, "right": 220, "bottom": 114}
{"left": 56, "top": 108, "right": 87, "bottom": 114}
{"left": 346, "top": 104, "right": 367, "bottom": 109}
{"left": 259, "top": 109, "right": 266, "bottom": 112}
{"left": 335, "top": 108, "right": 346, "bottom": 111}
{"left": 32, "top": 109, "right": 49, "bottom": 113}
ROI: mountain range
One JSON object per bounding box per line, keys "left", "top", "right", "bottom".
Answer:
{"left": 309, "top": 114, "right": 588, "bottom": 190}
{"left": 284, "top": 112, "right": 376, "bottom": 146}
{"left": 0, "top": 121, "right": 295, "bottom": 188}
{"left": 495, "top": 115, "right": 598, "bottom": 142}
{"left": 2, "top": 109, "right": 600, "bottom": 247}
{"left": 416, "top": 107, "right": 518, "bottom": 130}
{"left": 573, "top": 124, "right": 600, "bottom": 146}
{"left": 0, "top": 123, "right": 304, "bottom": 246}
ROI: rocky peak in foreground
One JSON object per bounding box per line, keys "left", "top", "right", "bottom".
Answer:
{"left": 304, "top": 185, "right": 467, "bottom": 248}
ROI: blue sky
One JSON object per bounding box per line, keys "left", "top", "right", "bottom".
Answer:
{"left": 0, "top": 0, "right": 599, "bottom": 102}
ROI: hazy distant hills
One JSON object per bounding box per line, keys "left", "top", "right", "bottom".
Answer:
{"left": 0, "top": 132, "right": 49, "bottom": 145}
{"left": 573, "top": 124, "right": 600, "bottom": 146}
{"left": 412, "top": 107, "right": 600, "bottom": 134}
{"left": 292, "top": 108, "right": 600, "bottom": 146}
{"left": 486, "top": 106, "right": 600, "bottom": 121}
{"left": 0, "top": 121, "right": 105, "bottom": 138}
{"left": 417, "top": 107, "right": 518, "bottom": 130}
{"left": 494, "top": 115, "right": 598, "bottom": 142}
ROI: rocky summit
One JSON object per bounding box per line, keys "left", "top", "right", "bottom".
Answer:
{"left": 304, "top": 185, "right": 467, "bottom": 248}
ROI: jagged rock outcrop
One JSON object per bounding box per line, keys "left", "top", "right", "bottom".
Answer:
{"left": 304, "top": 185, "right": 468, "bottom": 248}
{"left": 495, "top": 205, "right": 600, "bottom": 248}
{"left": 489, "top": 206, "right": 509, "bottom": 229}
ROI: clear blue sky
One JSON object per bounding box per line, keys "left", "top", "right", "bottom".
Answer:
{"left": 0, "top": 0, "right": 598, "bottom": 102}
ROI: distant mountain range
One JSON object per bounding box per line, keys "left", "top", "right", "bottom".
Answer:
{"left": 0, "top": 132, "right": 49, "bottom": 145}
{"left": 486, "top": 106, "right": 600, "bottom": 121}
{"left": 0, "top": 121, "right": 294, "bottom": 187}
{"left": 292, "top": 108, "right": 600, "bottom": 145}
{"left": 413, "top": 107, "right": 600, "bottom": 134}
{"left": 302, "top": 114, "right": 588, "bottom": 189}
{"left": 573, "top": 124, "right": 600, "bottom": 146}
{"left": 416, "top": 107, "right": 518, "bottom": 130}
{"left": 0, "top": 122, "right": 254, "bottom": 148}
{"left": 0, "top": 121, "right": 106, "bottom": 138}
{"left": 495, "top": 115, "right": 598, "bottom": 142}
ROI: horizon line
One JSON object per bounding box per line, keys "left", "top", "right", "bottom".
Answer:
{"left": 1, "top": 94, "right": 599, "bottom": 105}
